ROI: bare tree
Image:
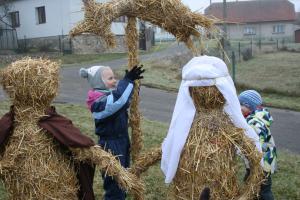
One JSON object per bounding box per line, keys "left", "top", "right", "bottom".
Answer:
{"left": 0, "top": 0, "right": 14, "bottom": 28}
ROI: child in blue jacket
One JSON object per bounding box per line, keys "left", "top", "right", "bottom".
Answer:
{"left": 80, "top": 65, "right": 144, "bottom": 200}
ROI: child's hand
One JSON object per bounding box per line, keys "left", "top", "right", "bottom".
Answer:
{"left": 124, "top": 65, "right": 145, "bottom": 81}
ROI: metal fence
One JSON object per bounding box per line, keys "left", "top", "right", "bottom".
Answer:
{"left": 0, "top": 28, "right": 18, "bottom": 50}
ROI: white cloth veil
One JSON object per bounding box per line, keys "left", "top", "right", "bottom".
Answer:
{"left": 161, "top": 55, "right": 262, "bottom": 184}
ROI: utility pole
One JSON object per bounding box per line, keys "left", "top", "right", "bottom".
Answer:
{"left": 222, "top": 0, "right": 227, "bottom": 60}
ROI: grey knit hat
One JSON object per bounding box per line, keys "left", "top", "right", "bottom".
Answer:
{"left": 238, "top": 90, "right": 262, "bottom": 111}
{"left": 79, "top": 66, "right": 110, "bottom": 89}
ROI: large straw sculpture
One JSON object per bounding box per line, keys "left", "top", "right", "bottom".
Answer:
{"left": 70, "top": 0, "right": 214, "bottom": 168}
{"left": 0, "top": 57, "right": 144, "bottom": 200}
{"left": 170, "top": 86, "right": 263, "bottom": 200}
{"left": 70, "top": 1, "right": 215, "bottom": 199}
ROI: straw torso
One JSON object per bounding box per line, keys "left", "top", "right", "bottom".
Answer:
{"left": 171, "top": 109, "right": 241, "bottom": 200}
{"left": 1, "top": 107, "right": 78, "bottom": 200}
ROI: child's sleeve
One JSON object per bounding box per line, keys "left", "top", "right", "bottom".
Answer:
{"left": 91, "top": 78, "right": 134, "bottom": 120}
{"left": 247, "top": 119, "right": 268, "bottom": 151}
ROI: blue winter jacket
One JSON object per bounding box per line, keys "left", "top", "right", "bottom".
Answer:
{"left": 91, "top": 78, "right": 134, "bottom": 139}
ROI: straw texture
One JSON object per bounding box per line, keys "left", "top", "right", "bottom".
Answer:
{"left": 70, "top": 0, "right": 214, "bottom": 50}
{"left": 170, "top": 87, "right": 263, "bottom": 200}
{"left": 0, "top": 58, "right": 144, "bottom": 199}
{"left": 129, "top": 147, "right": 162, "bottom": 177}
{"left": 71, "top": 146, "right": 145, "bottom": 199}
{"left": 0, "top": 58, "right": 79, "bottom": 199}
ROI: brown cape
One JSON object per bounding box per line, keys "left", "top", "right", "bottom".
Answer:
{"left": 0, "top": 106, "right": 96, "bottom": 200}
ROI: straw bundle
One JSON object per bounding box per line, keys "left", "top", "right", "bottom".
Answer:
{"left": 125, "top": 17, "right": 144, "bottom": 163}
{"left": 170, "top": 87, "right": 263, "bottom": 200}
{"left": 70, "top": 146, "right": 145, "bottom": 199}
{"left": 129, "top": 147, "right": 162, "bottom": 177}
{"left": 70, "top": 0, "right": 214, "bottom": 50}
{"left": 0, "top": 58, "right": 79, "bottom": 199}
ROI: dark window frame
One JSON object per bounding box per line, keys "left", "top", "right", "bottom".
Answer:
{"left": 36, "top": 6, "right": 46, "bottom": 24}
{"left": 10, "top": 11, "right": 20, "bottom": 28}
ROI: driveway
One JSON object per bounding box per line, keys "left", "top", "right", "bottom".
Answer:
{"left": 0, "top": 44, "right": 299, "bottom": 154}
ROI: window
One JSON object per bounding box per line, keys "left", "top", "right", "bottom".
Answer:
{"left": 10, "top": 11, "right": 20, "bottom": 28}
{"left": 36, "top": 6, "right": 46, "bottom": 24}
{"left": 273, "top": 25, "right": 285, "bottom": 34}
{"left": 244, "top": 26, "right": 256, "bottom": 35}
{"left": 113, "top": 16, "right": 126, "bottom": 23}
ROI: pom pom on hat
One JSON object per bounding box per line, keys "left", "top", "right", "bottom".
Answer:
{"left": 79, "top": 66, "right": 108, "bottom": 89}
{"left": 79, "top": 68, "right": 89, "bottom": 78}
{"left": 238, "top": 90, "right": 262, "bottom": 111}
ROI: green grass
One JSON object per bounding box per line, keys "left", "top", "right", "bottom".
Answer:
{"left": 0, "top": 42, "right": 173, "bottom": 69}
{"left": 235, "top": 52, "right": 300, "bottom": 97}
{"left": 59, "top": 53, "right": 128, "bottom": 65}
{"left": 0, "top": 102, "right": 299, "bottom": 199}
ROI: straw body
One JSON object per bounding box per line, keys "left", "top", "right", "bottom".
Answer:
{"left": 170, "top": 87, "right": 263, "bottom": 200}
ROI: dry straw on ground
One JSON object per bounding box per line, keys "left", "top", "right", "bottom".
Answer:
{"left": 170, "top": 87, "right": 263, "bottom": 200}
{"left": 0, "top": 57, "right": 144, "bottom": 199}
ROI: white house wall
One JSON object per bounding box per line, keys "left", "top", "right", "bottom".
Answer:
{"left": 226, "top": 21, "right": 296, "bottom": 40}
{"left": 1, "top": 0, "right": 126, "bottom": 39}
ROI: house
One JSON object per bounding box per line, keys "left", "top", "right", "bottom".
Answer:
{"left": 204, "top": 0, "right": 297, "bottom": 41}
{"left": 0, "top": 0, "right": 143, "bottom": 53}
{"left": 295, "top": 12, "right": 300, "bottom": 42}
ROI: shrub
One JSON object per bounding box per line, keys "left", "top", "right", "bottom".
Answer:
{"left": 241, "top": 48, "right": 253, "bottom": 61}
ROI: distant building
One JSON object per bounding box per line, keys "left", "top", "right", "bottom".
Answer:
{"left": 205, "top": 0, "right": 297, "bottom": 41}
{"left": 0, "top": 0, "right": 148, "bottom": 53}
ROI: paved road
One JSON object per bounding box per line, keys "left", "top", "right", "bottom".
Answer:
{"left": 1, "top": 44, "right": 299, "bottom": 154}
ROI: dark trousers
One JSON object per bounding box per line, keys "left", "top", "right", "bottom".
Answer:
{"left": 257, "top": 174, "right": 274, "bottom": 200}
{"left": 99, "top": 137, "right": 130, "bottom": 200}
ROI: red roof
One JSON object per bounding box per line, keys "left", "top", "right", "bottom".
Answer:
{"left": 205, "top": 0, "right": 296, "bottom": 24}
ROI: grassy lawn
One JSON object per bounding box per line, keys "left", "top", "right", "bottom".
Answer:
{"left": 59, "top": 52, "right": 128, "bottom": 65}
{"left": 115, "top": 51, "right": 300, "bottom": 111}
{"left": 0, "top": 102, "right": 299, "bottom": 199}
{"left": 235, "top": 52, "right": 300, "bottom": 97}
{"left": 0, "top": 42, "right": 173, "bottom": 69}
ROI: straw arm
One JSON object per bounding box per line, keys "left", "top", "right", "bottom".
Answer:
{"left": 129, "top": 147, "right": 162, "bottom": 176}
{"left": 70, "top": 145, "right": 145, "bottom": 198}
{"left": 70, "top": 0, "right": 214, "bottom": 48}
{"left": 232, "top": 129, "right": 264, "bottom": 199}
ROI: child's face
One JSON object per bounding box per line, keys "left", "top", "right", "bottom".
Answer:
{"left": 102, "top": 68, "right": 117, "bottom": 89}
{"left": 241, "top": 105, "right": 251, "bottom": 117}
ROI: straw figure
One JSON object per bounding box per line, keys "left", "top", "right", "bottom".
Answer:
{"left": 70, "top": 1, "right": 216, "bottom": 199}
{"left": 70, "top": 0, "right": 214, "bottom": 174}
{"left": 0, "top": 57, "right": 144, "bottom": 200}
{"left": 161, "top": 56, "right": 264, "bottom": 200}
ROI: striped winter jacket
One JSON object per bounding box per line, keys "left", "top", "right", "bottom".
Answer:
{"left": 88, "top": 78, "right": 134, "bottom": 139}
{"left": 246, "top": 107, "right": 277, "bottom": 174}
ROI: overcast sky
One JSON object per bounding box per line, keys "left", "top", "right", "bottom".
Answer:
{"left": 181, "top": 0, "right": 300, "bottom": 12}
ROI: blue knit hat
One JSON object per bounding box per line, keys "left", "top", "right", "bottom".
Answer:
{"left": 238, "top": 90, "right": 262, "bottom": 111}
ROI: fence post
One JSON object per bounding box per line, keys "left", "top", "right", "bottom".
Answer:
{"left": 250, "top": 38, "right": 253, "bottom": 57}
{"left": 24, "top": 35, "right": 27, "bottom": 51}
{"left": 232, "top": 51, "right": 236, "bottom": 82}
{"left": 281, "top": 38, "right": 285, "bottom": 49}
{"left": 276, "top": 39, "right": 279, "bottom": 50}
{"left": 258, "top": 38, "right": 261, "bottom": 51}
{"left": 238, "top": 41, "right": 241, "bottom": 62}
